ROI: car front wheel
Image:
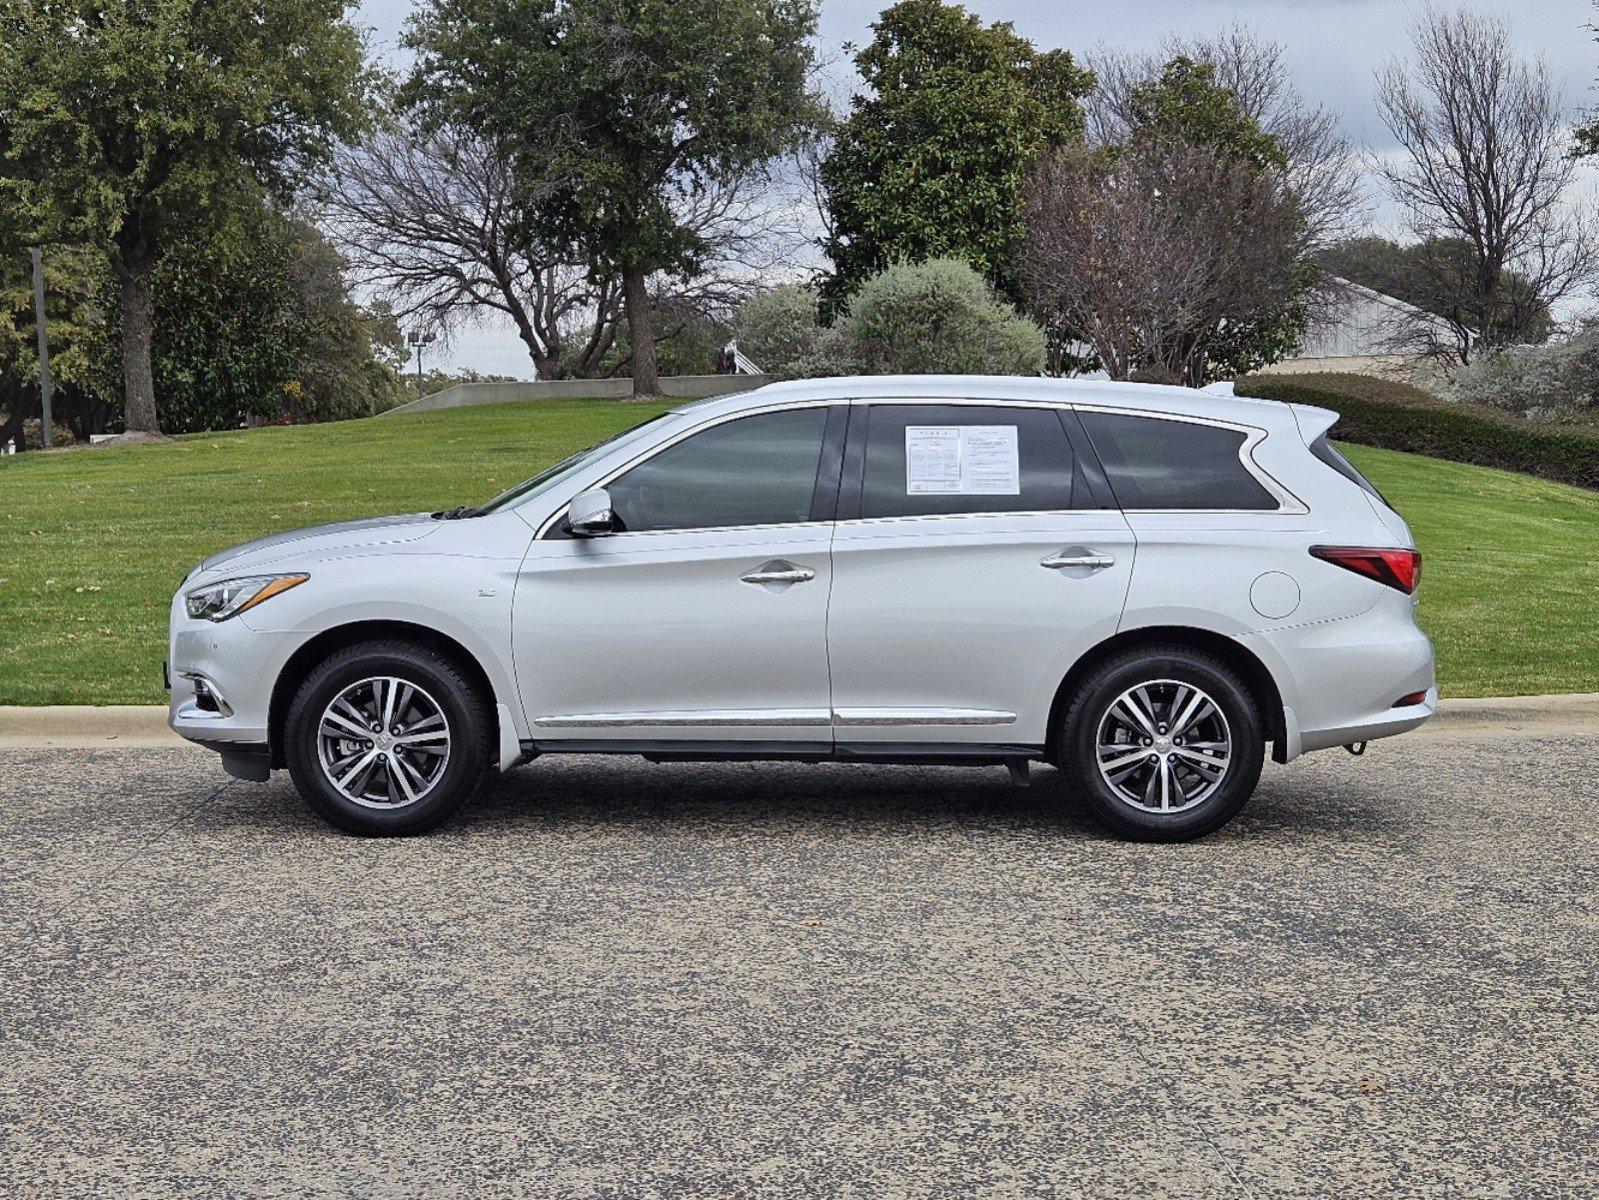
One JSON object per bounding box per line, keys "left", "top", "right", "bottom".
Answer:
{"left": 284, "top": 640, "right": 492, "bottom": 836}
{"left": 1058, "top": 645, "right": 1265, "bottom": 841}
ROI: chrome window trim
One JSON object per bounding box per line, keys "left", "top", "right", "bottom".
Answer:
{"left": 844, "top": 394, "right": 1306, "bottom": 521}
{"left": 531, "top": 398, "right": 839, "bottom": 539}
{"left": 530, "top": 392, "right": 1306, "bottom": 535}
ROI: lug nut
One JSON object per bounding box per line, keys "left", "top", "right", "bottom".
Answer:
{"left": 1147, "top": 754, "right": 1158, "bottom": 764}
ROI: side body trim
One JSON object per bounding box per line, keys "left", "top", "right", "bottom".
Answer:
{"left": 533, "top": 708, "right": 1017, "bottom": 729}
{"left": 522, "top": 738, "right": 1046, "bottom": 765}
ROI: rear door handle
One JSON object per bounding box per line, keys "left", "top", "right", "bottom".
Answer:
{"left": 740, "top": 560, "right": 816, "bottom": 586}
{"left": 1040, "top": 551, "right": 1115, "bottom": 570}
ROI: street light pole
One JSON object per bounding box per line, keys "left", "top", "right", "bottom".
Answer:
{"left": 30, "top": 247, "right": 53, "bottom": 449}
{"left": 407, "top": 330, "right": 435, "bottom": 401}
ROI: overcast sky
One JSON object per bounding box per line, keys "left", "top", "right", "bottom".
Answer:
{"left": 357, "top": 0, "right": 1599, "bottom": 376}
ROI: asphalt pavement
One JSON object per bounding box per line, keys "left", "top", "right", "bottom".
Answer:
{"left": 1, "top": 731, "right": 1594, "bottom": 1198}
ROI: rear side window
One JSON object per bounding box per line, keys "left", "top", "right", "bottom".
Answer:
{"left": 1310, "top": 435, "right": 1390, "bottom": 506}
{"left": 1078, "top": 411, "right": 1277, "bottom": 511}
{"left": 857, "top": 404, "right": 1086, "bottom": 518}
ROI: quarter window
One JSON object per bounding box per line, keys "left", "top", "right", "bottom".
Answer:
{"left": 606, "top": 407, "right": 830, "bottom": 533}
{"left": 858, "top": 405, "right": 1084, "bottom": 518}
{"left": 1077, "top": 411, "right": 1277, "bottom": 511}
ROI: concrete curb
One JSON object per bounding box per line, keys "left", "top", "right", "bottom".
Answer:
{"left": 2, "top": 694, "right": 1597, "bottom": 750}
{"left": 0, "top": 706, "right": 185, "bottom": 749}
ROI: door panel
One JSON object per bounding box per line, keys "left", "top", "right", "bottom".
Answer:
{"left": 514, "top": 525, "right": 833, "bottom": 742}
{"left": 827, "top": 512, "right": 1135, "bottom": 746}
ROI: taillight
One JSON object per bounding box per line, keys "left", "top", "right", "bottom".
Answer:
{"left": 1309, "top": 545, "right": 1421, "bottom": 594}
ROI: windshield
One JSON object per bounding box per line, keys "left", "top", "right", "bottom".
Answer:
{"left": 467, "top": 412, "right": 681, "bottom": 516}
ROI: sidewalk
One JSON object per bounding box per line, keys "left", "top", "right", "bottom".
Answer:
{"left": 4, "top": 694, "right": 1597, "bottom": 749}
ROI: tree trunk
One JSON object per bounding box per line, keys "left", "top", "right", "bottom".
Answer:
{"left": 0, "top": 378, "right": 31, "bottom": 452}
{"left": 623, "top": 266, "right": 660, "bottom": 398}
{"left": 114, "top": 249, "right": 160, "bottom": 434}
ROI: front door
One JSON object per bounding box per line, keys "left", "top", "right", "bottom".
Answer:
{"left": 825, "top": 402, "right": 1136, "bottom": 751}
{"left": 513, "top": 403, "right": 842, "bottom": 746}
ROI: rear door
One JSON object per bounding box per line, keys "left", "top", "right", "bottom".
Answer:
{"left": 824, "top": 400, "right": 1137, "bottom": 751}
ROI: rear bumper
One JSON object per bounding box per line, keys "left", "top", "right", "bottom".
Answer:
{"left": 1250, "top": 599, "right": 1436, "bottom": 762}
{"left": 1284, "top": 687, "right": 1437, "bottom": 758}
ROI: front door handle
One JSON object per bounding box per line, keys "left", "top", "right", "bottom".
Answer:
{"left": 1040, "top": 550, "right": 1116, "bottom": 571}
{"left": 740, "top": 560, "right": 816, "bottom": 586}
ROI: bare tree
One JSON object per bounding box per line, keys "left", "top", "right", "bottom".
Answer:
{"left": 1020, "top": 141, "right": 1314, "bottom": 384}
{"left": 1375, "top": 6, "right": 1597, "bottom": 364}
{"left": 323, "top": 120, "right": 812, "bottom": 381}
{"left": 322, "top": 123, "right": 617, "bottom": 379}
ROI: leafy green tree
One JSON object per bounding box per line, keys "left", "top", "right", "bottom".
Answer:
{"left": 1125, "top": 57, "right": 1286, "bottom": 169}
{"left": 0, "top": 1, "right": 373, "bottom": 432}
{"left": 99, "top": 196, "right": 403, "bottom": 432}
{"left": 0, "top": 240, "right": 118, "bottom": 448}
{"left": 820, "top": 0, "right": 1092, "bottom": 313}
{"left": 1123, "top": 56, "right": 1307, "bottom": 381}
{"left": 406, "top": 0, "right": 821, "bottom": 398}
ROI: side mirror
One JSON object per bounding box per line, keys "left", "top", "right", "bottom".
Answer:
{"left": 566, "top": 487, "right": 615, "bottom": 537}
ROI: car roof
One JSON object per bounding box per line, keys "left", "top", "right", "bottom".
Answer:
{"left": 673, "top": 375, "right": 1303, "bottom": 431}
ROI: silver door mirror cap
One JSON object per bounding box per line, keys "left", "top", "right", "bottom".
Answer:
{"left": 566, "top": 487, "right": 615, "bottom": 537}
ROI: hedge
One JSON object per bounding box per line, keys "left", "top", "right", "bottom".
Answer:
{"left": 1234, "top": 372, "right": 1599, "bottom": 492}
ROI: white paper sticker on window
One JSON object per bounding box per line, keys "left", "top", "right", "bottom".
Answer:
{"left": 905, "top": 425, "right": 1020, "bottom": 495}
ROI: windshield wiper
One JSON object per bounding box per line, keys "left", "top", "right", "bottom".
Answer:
{"left": 430, "top": 505, "right": 476, "bottom": 520}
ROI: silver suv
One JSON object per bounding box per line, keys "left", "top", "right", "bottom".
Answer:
{"left": 168, "top": 376, "right": 1434, "bottom": 840}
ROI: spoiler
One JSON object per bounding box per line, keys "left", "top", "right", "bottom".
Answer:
{"left": 1290, "top": 402, "right": 1339, "bottom": 444}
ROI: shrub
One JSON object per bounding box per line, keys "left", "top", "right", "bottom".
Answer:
{"left": 1452, "top": 326, "right": 1599, "bottom": 421}
{"left": 819, "top": 258, "right": 1046, "bottom": 377}
{"left": 733, "top": 284, "right": 825, "bottom": 378}
{"left": 1235, "top": 371, "right": 1599, "bottom": 491}
{"left": 1128, "top": 365, "right": 1185, "bottom": 386}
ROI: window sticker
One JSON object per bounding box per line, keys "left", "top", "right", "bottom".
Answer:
{"left": 905, "top": 425, "right": 1020, "bottom": 495}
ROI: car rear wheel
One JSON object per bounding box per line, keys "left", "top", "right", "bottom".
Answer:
{"left": 285, "top": 640, "right": 492, "bottom": 836}
{"left": 1058, "top": 645, "right": 1264, "bottom": 841}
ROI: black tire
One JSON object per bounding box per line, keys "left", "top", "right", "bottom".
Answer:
{"left": 284, "top": 639, "right": 493, "bottom": 836}
{"left": 1057, "top": 645, "right": 1264, "bottom": 842}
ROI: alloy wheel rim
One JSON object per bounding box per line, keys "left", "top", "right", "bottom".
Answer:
{"left": 316, "top": 676, "right": 452, "bottom": 810}
{"left": 1095, "top": 679, "right": 1232, "bottom": 814}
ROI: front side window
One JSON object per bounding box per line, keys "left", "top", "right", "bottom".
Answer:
{"left": 1077, "top": 411, "right": 1277, "bottom": 511}
{"left": 473, "top": 412, "right": 677, "bottom": 516}
{"left": 857, "top": 405, "right": 1083, "bottom": 519}
{"left": 606, "top": 407, "right": 830, "bottom": 533}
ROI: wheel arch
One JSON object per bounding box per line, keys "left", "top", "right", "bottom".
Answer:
{"left": 1046, "top": 626, "right": 1288, "bottom": 765}
{"left": 268, "top": 621, "right": 501, "bottom": 769}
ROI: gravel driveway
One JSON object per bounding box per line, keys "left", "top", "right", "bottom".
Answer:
{"left": 1, "top": 732, "right": 1594, "bottom": 1198}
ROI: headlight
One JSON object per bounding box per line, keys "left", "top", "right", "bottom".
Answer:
{"left": 185, "top": 574, "right": 308, "bottom": 622}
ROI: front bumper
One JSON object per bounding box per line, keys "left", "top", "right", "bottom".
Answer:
{"left": 167, "top": 590, "right": 300, "bottom": 751}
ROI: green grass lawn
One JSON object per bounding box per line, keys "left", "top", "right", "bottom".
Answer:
{"left": 1, "top": 399, "right": 1594, "bottom": 703}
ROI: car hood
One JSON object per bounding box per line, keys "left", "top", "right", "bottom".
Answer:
{"left": 197, "top": 513, "right": 442, "bottom": 576}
